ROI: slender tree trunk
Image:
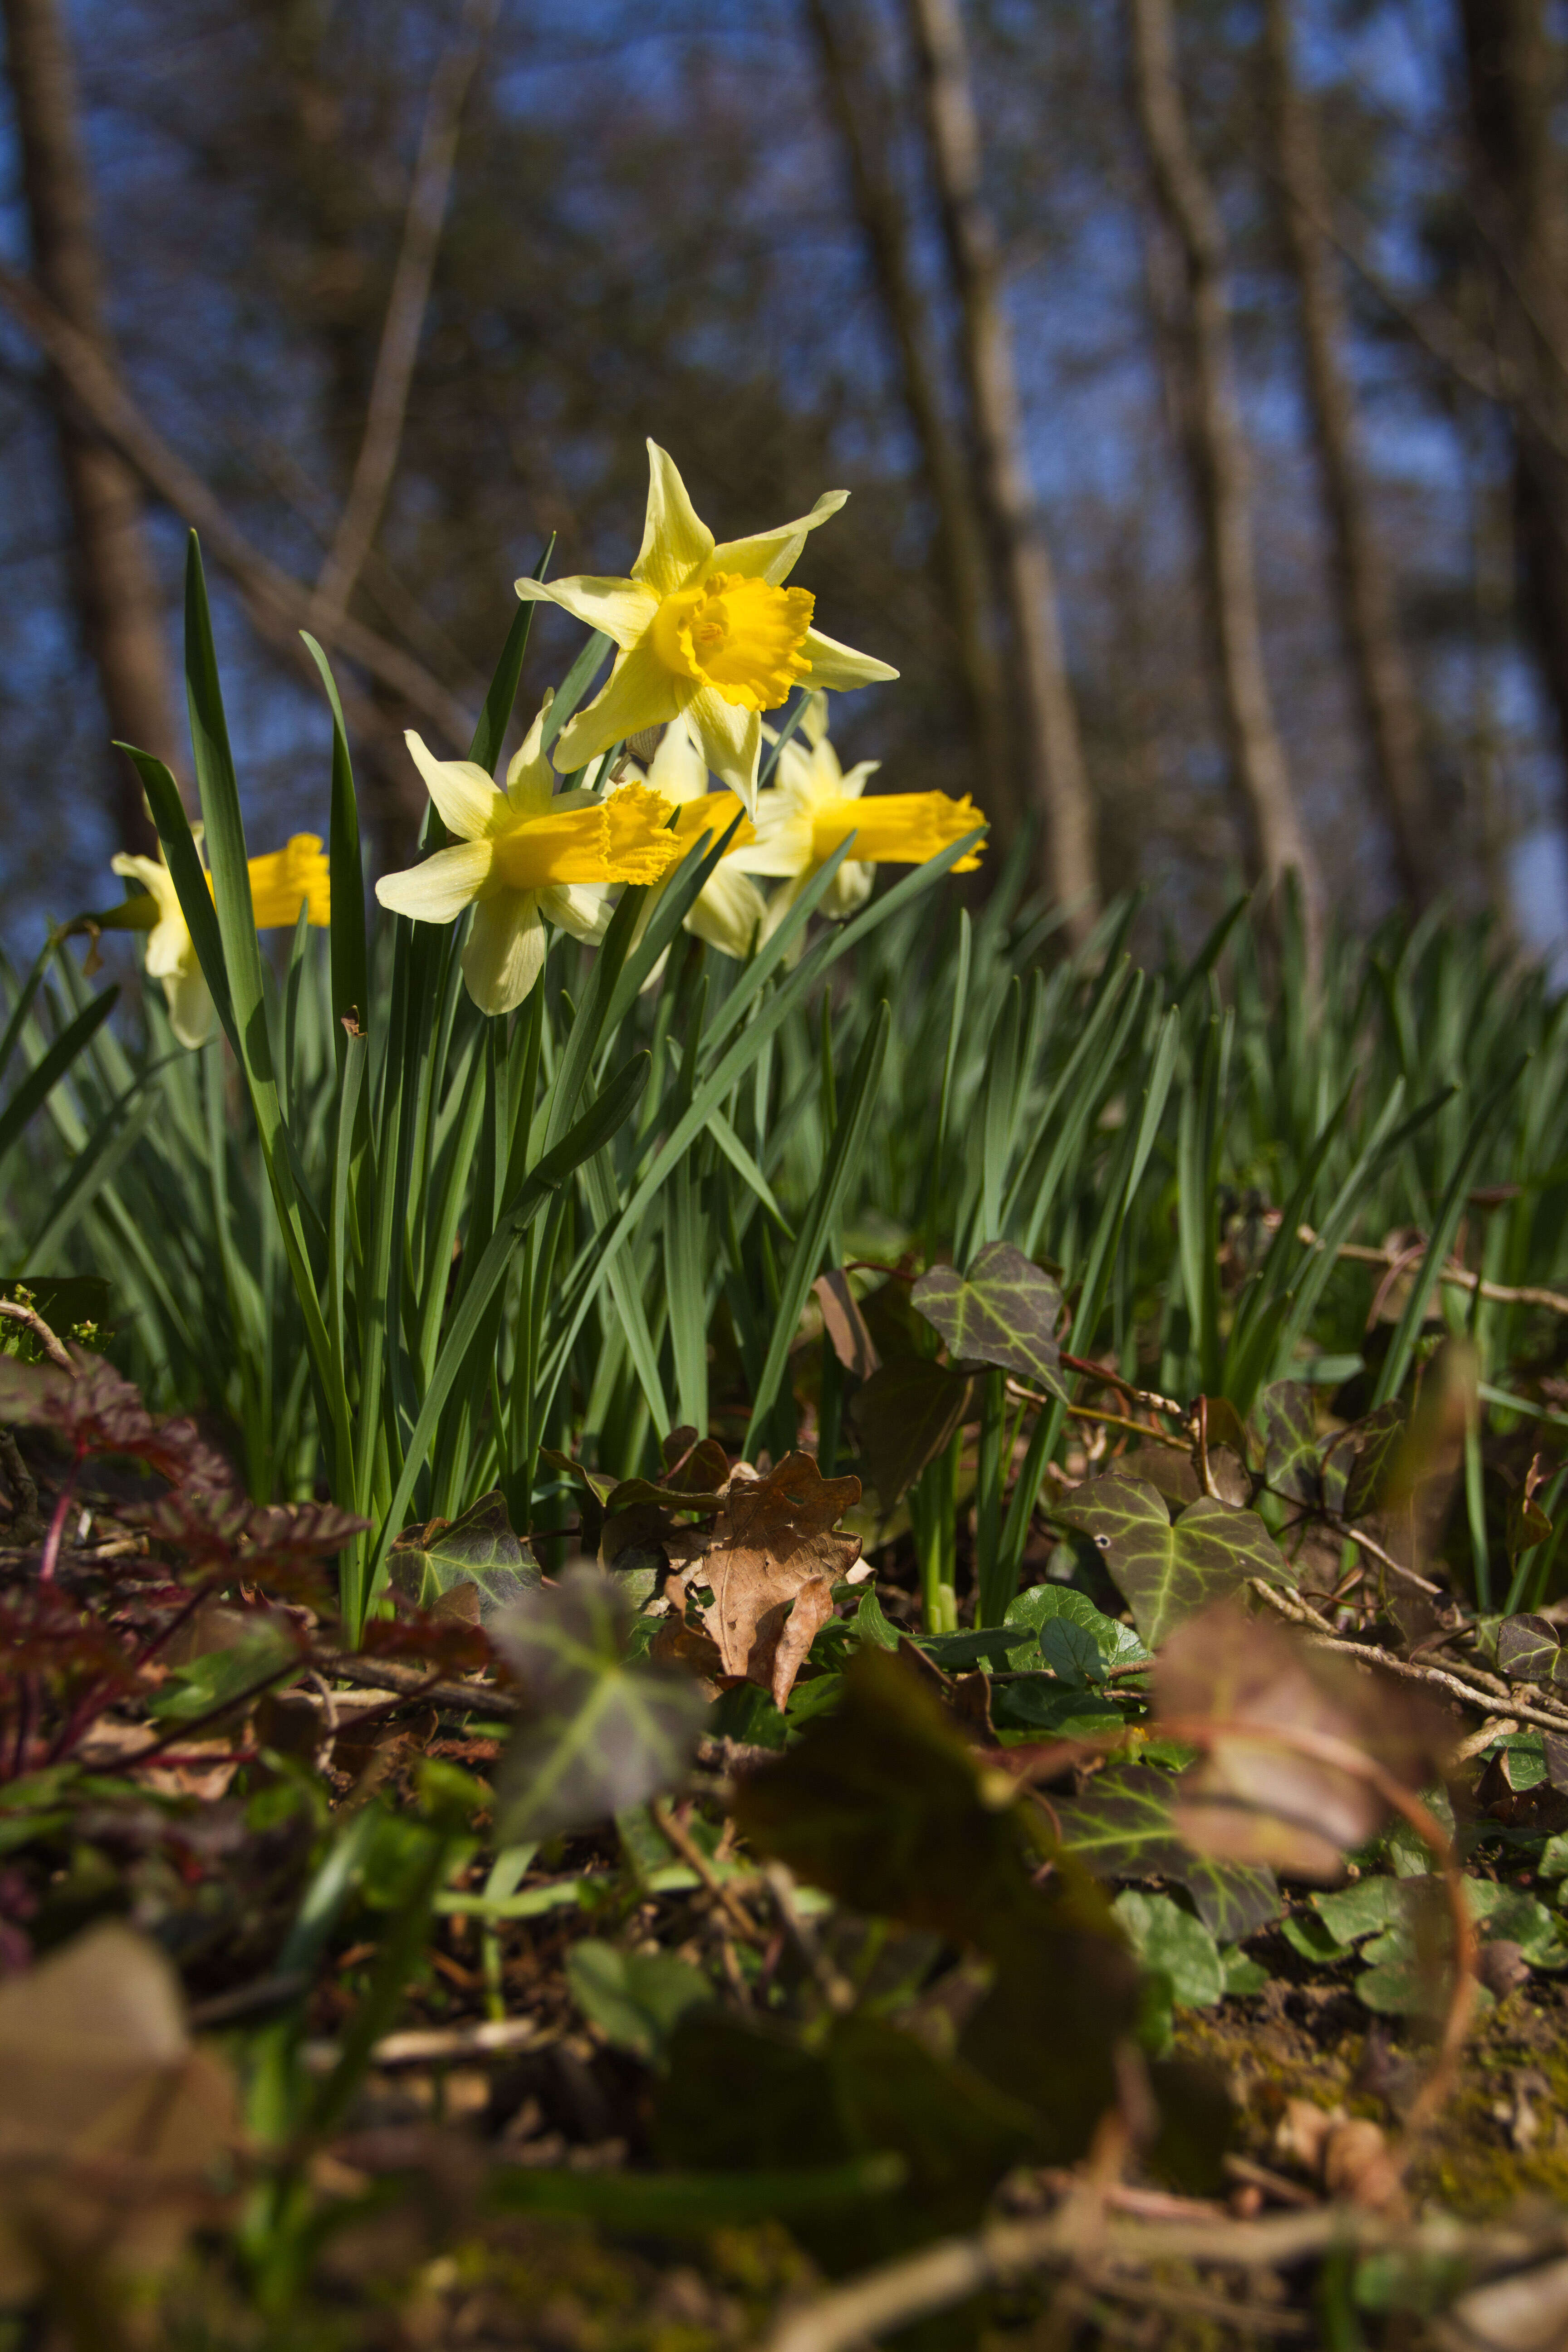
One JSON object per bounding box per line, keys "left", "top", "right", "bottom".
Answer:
{"left": 1263, "top": 0, "right": 1438, "bottom": 909}
{"left": 1457, "top": 0, "right": 1568, "bottom": 824}
{"left": 804, "top": 0, "right": 1015, "bottom": 827}
{"left": 3, "top": 0, "right": 180, "bottom": 852}
{"left": 1127, "top": 0, "right": 1322, "bottom": 944}
{"left": 902, "top": 0, "right": 1100, "bottom": 937}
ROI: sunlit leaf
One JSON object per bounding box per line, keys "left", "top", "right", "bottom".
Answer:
{"left": 1052, "top": 1764, "right": 1280, "bottom": 1940}
{"left": 1054, "top": 1475, "right": 1292, "bottom": 1646}
{"left": 388, "top": 1490, "right": 540, "bottom": 1625}
{"left": 911, "top": 1240, "right": 1070, "bottom": 1398}
{"left": 491, "top": 1571, "right": 707, "bottom": 1842}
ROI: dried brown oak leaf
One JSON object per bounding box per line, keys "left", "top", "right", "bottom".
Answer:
{"left": 1156, "top": 1602, "right": 1452, "bottom": 1882}
{"left": 665, "top": 1452, "right": 865, "bottom": 1712}
{"left": 0, "top": 1921, "right": 237, "bottom": 2297}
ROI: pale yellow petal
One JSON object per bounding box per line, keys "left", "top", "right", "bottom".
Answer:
{"left": 645, "top": 715, "right": 708, "bottom": 804}
{"left": 800, "top": 689, "right": 831, "bottom": 748}
{"left": 632, "top": 441, "right": 715, "bottom": 594}
{"left": 405, "top": 733, "right": 502, "bottom": 840}
{"left": 800, "top": 627, "right": 899, "bottom": 692}
{"left": 505, "top": 693, "right": 556, "bottom": 813}
{"left": 687, "top": 864, "right": 767, "bottom": 958}
{"left": 461, "top": 893, "right": 547, "bottom": 1016}
{"left": 837, "top": 758, "right": 879, "bottom": 803}
{"left": 820, "top": 859, "right": 877, "bottom": 919}
{"left": 552, "top": 635, "right": 683, "bottom": 774}
{"left": 726, "top": 792, "right": 813, "bottom": 877}
{"left": 375, "top": 839, "right": 495, "bottom": 924}
{"left": 512, "top": 574, "right": 659, "bottom": 650}
{"left": 684, "top": 685, "right": 762, "bottom": 813}
{"left": 706, "top": 489, "right": 849, "bottom": 587}
{"left": 164, "top": 962, "right": 216, "bottom": 1051}
{"left": 541, "top": 882, "right": 613, "bottom": 942}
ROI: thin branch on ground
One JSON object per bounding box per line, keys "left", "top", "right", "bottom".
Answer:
{"left": 0, "top": 1297, "right": 75, "bottom": 1372}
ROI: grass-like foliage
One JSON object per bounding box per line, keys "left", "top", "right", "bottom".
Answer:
{"left": 1, "top": 548, "right": 1568, "bottom": 2347}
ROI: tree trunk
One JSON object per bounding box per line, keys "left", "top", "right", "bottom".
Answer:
{"left": 1127, "top": 0, "right": 1322, "bottom": 944}
{"left": 804, "top": 0, "right": 1015, "bottom": 830}
{"left": 902, "top": 0, "right": 1101, "bottom": 938}
{"left": 3, "top": 0, "right": 181, "bottom": 852}
{"left": 1457, "top": 0, "right": 1568, "bottom": 823}
{"left": 1263, "top": 0, "right": 1439, "bottom": 909}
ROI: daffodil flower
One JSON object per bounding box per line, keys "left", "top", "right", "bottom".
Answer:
{"left": 109, "top": 830, "right": 331, "bottom": 1050}
{"left": 624, "top": 720, "right": 766, "bottom": 972}
{"left": 374, "top": 695, "right": 680, "bottom": 1016}
{"left": 732, "top": 692, "right": 985, "bottom": 949}
{"left": 513, "top": 441, "right": 898, "bottom": 813}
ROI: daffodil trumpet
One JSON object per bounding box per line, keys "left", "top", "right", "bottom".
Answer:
{"left": 514, "top": 441, "right": 898, "bottom": 814}
{"left": 730, "top": 692, "right": 985, "bottom": 950}
{"left": 375, "top": 693, "right": 682, "bottom": 1016}
{"left": 619, "top": 719, "right": 767, "bottom": 978}
{"left": 99, "top": 830, "right": 330, "bottom": 1050}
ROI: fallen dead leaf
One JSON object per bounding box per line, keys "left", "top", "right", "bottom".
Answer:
{"left": 0, "top": 1921, "right": 237, "bottom": 2296}
{"left": 665, "top": 1453, "right": 865, "bottom": 1711}
{"left": 1156, "top": 1602, "right": 1452, "bottom": 1880}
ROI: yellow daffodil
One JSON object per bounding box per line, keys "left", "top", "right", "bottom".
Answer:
{"left": 624, "top": 720, "right": 766, "bottom": 972}
{"left": 732, "top": 692, "right": 985, "bottom": 949}
{"left": 513, "top": 441, "right": 898, "bottom": 814}
{"left": 109, "top": 830, "right": 331, "bottom": 1050}
{"left": 374, "top": 695, "right": 681, "bottom": 1016}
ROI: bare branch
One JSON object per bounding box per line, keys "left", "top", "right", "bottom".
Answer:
{"left": 312, "top": 0, "right": 500, "bottom": 632}
{"left": 0, "top": 260, "right": 474, "bottom": 749}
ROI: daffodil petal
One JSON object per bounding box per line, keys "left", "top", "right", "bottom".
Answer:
{"left": 405, "top": 733, "right": 502, "bottom": 841}
{"left": 645, "top": 716, "right": 708, "bottom": 804}
{"left": 820, "top": 860, "right": 876, "bottom": 919}
{"left": 165, "top": 963, "right": 216, "bottom": 1051}
{"left": 505, "top": 695, "right": 555, "bottom": 813}
{"left": 632, "top": 441, "right": 715, "bottom": 594}
{"left": 512, "top": 574, "right": 659, "bottom": 651}
{"left": 375, "top": 839, "right": 495, "bottom": 924}
{"left": 707, "top": 490, "right": 849, "bottom": 587}
{"left": 461, "top": 893, "right": 547, "bottom": 1016}
{"left": 800, "top": 627, "right": 899, "bottom": 692}
{"left": 552, "top": 635, "right": 683, "bottom": 775}
{"left": 541, "top": 882, "right": 613, "bottom": 943}
{"left": 837, "top": 759, "right": 878, "bottom": 802}
{"left": 683, "top": 686, "right": 762, "bottom": 813}
{"left": 687, "top": 865, "right": 767, "bottom": 958}
{"left": 725, "top": 797, "right": 813, "bottom": 877}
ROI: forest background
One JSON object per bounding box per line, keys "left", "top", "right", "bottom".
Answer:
{"left": 2, "top": 0, "right": 1567, "bottom": 969}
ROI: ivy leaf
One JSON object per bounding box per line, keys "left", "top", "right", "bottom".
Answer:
{"left": 1039, "top": 1617, "right": 1104, "bottom": 1687}
{"left": 911, "top": 1240, "right": 1070, "bottom": 1399}
{"left": 566, "top": 1940, "right": 713, "bottom": 2064}
{"left": 1341, "top": 1403, "right": 1406, "bottom": 1521}
{"left": 388, "top": 1491, "right": 540, "bottom": 1625}
{"left": 491, "top": 1571, "right": 708, "bottom": 1842}
{"left": 1054, "top": 1477, "right": 1292, "bottom": 1646}
{"left": 1113, "top": 1891, "right": 1225, "bottom": 2009}
{"left": 1051, "top": 1765, "right": 1280, "bottom": 1941}
{"left": 1005, "top": 1582, "right": 1150, "bottom": 1673}
{"left": 851, "top": 1356, "right": 972, "bottom": 1511}
{"left": 1497, "top": 1614, "right": 1563, "bottom": 1684}
{"left": 1251, "top": 1382, "right": 1320, "bottom": 1507}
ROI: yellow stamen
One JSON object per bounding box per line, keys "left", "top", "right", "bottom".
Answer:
{"left": 650, "top": 573, "right": 814, "bottom": 712}
{"left": 809, "top": 792, "right": 985, "bottom": 872}
{"left": 491, "top": 784, "right": 679, "bottom": 893}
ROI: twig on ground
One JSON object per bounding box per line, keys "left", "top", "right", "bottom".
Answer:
{"left": 1284, "top": 1219, "right": 1568, "bottom": 1319}
{"left": 1250, "top": 1581, "right": 1568, "bottom": 1737}
{"left": 758, "top": 2203, "right": 1564, "bottom": 2352}
{"left": 0, "top": 1297, "right": 75, "bottom": 1372}
{"left": 316, "top": 1650, "right": 523, "bottom": 1718}
{"left": 652, "top": 1796, "right": 765, "bottom": 1944}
